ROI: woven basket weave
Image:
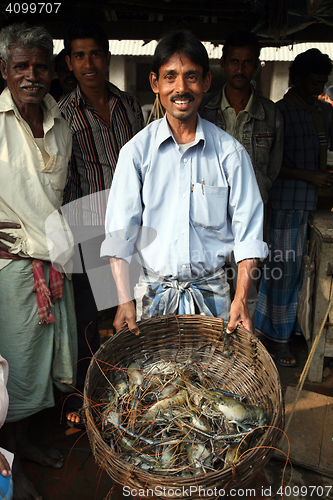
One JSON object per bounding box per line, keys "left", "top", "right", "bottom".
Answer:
{"left": 84, "top": 314, "right": 284, "bottom": 499}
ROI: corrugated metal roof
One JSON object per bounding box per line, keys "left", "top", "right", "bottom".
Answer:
{"left": 261, "top": 42, "right": 333, "bottom": 61}
{"left": 53, "top": 40, "right": 333, "bottom": 61}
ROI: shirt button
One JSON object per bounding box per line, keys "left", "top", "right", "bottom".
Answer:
{"left": 183, "top": 193, "right": 186, "bottom": 198}
{"left": 184, "top": 158, "right": 187, "bottom": 163}
{"left": 182, "top": 265, "right": 186, "bottom": 268}
{"left": 181, "top": 230, "right": 185, "bottom": 234}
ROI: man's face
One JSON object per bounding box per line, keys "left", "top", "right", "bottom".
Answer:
{"left": 66, "top": 38, "right": 110, "bottom": 93}
{"left": 149, "top": 51, "right": 211, "bottom": 127}
{"left": 296, "top": 73, "right": 328, "bottom": 104}
{"left": 0, "top": 46, "right": 52, "bottom": 109}
{"left": 56, "top": 55, "right": 77, "bottom": 94}
{"left": 221, "top": 45, "right": 259, "bottom": 90}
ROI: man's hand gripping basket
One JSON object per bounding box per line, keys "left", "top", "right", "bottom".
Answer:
{"left": 84, "top": 314, "right": 284, "bottom": 500}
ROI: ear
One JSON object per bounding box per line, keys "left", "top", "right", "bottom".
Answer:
{"left": 0, "top": 59, "right": 8, "bottom": 80}
{"left": 65, "top": 54, "right": 73, "bottom": 72}
{"left": 255, "top": 59, "right": 259, "bottom": 71}
{"left": 203, "top": 71, "right": 211, "bottom": 93}
{"left": 149, "top": 72, "right": 159, "bottom": 94}
{"left": 220, "top": 58, "right": 225, "bottom": 71}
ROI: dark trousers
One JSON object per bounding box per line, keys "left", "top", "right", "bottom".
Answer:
{"left": 72, "top": 271, "right": 100, "bottom": 397}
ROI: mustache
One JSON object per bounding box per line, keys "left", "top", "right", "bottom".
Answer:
{"left": 232, "top": 74, "right": 246, "bottom": 79}
{"left": 170, "top": 93, "right": 194, "bottom": 102}
{"left": 19, "top": 83, "right": 45, "bottom": 89}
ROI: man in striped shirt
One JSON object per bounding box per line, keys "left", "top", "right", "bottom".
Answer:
{"left": 59, "top": 21, "right": 143, "bottom": 427}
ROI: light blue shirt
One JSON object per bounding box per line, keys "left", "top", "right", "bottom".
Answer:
{"left": 101, "top": 114, "right": 268, "bottom": 280}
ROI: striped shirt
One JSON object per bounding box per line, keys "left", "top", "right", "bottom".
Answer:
{"left": 59, "top": 82, "right": 144, "bottom": 225}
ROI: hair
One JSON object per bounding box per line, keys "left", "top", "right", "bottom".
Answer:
{"left": 326, "top": 85, "right": 333, "bottom": 100}
{"left": 0, "top": 23, "right": 53, "bottom": 64}
{"left": 64, "top": 21, "right": 109, "bottom": 57}
{"left": 222, "top": 31, "right": 260, "bottom": 61}
{"left": 152, "top": 30, "right": 209, "bottom": 79}
{"left": 289, "top": 49, "right": 332, "bottom": 84}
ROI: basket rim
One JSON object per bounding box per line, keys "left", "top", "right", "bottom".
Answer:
{"left": 84, "top": 314, "right": 284, "bottom": 498}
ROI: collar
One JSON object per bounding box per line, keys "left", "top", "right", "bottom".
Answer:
{"left": 204, "top": 85, "right": 265, "bottom": 121}
{"left": 0, "top": 86, "right": 62, "bottom": 121}
{"left": 222, "top": 84, "right": 254, "bottom": 113}
{"left": 75, "top": 80, "right": 122, "bottom": 106}
{"left": 204, "top": 89, "right": 223, "bottom": 110}
{"left": 155, "top": 114, "right": 206, "bottom": 151}
{"left": 284, "top": 86, "right": 320, "bottom": 112}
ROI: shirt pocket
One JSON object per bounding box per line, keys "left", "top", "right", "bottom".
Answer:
{"left": 253, "top": 133, "right": 274, "bottom": 149}
{"left": 253, "top": 133, "right": 274, "bottom": 169}
{"left": 190, "top": 183, "right": 228, "bottom": 230}
{"left": 41, "top": 154, "right": 69, "bottom": 192}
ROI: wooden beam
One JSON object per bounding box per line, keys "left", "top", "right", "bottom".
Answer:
{"left": 41, "top": 19, "right": 260, "bottom": 41}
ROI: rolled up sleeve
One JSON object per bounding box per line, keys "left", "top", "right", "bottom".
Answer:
{"left": 100, "top": 146, "right": 142, "bottom": 263}
{"left": 226, "top": 147, "right": 268, "bottom": 263}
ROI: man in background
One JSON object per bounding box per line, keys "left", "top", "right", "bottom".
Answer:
{"left": 256, "top": 49, "right": 333, "bottom": 366}
{"left": 49, "top": 48, "right": 77, "bottom": 101}
{"left": 199, "top": 31, "right": 283, "bottom": 328}
{"left": 59, "top": 21, "right": 143, "bottom": 427}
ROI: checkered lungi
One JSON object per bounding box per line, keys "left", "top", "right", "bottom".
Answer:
{"left": 0, "top": 259, "right": 77, "bottom": 422}
{"left": 134, "top": 266, "right": 231, "bottom": 320}
{"left": 255, "top": 208, "right": 309, "bottom": 342}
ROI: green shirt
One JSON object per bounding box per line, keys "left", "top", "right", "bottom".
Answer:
{"left": 221, "top": 85, "right": 254, "bottom": 142}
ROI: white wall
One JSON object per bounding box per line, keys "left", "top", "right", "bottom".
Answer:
{"left": 269, "top": 61, "right": 290, "bottom": 102}
{"left": 109, "top": 56, "right": 126, "bottom": 91}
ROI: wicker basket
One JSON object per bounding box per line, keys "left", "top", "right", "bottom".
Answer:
{"left": 84, "top": 314, "right": 284, "bottom": 499}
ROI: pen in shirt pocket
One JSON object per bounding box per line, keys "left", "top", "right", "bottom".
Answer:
{"left": 201, "top": 178, "right": 205, "bottom": 195}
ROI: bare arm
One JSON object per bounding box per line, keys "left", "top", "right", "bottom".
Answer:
{"left": 279, "top": 164, "right": 333, "bottom": 188}
{"left": 227, "top": 258, "right": 257, "bottom": 333}
{"left": 110, "top": 257, "right": 139, "bottom": 335}
{"left": 0, "top": 452, "right": 11, "bottom": 477}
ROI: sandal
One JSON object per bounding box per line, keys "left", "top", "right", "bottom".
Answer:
{"left": 266, "top": 341, "right": 298, "bottom": 368}
{"left": 66, "top": 407, "right": 86, "bottom": 429}
{"left": 63, "top": 394, "right": 86, "bottom": 429}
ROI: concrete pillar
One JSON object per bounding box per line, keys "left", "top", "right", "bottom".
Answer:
{"left": 269, "top": 61, "right": 290, "bottom": 102}
{"left": 260, "top": 61, "right": 274, "bottom": 100}
{"left": 126, "top": 59, "right": 137, "bottom": 97}
{"left": 259, "top": 61, "right": 290, "bottom": 102}
{"left": 109, "top": 55, "right": 126, "bottom": 91}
